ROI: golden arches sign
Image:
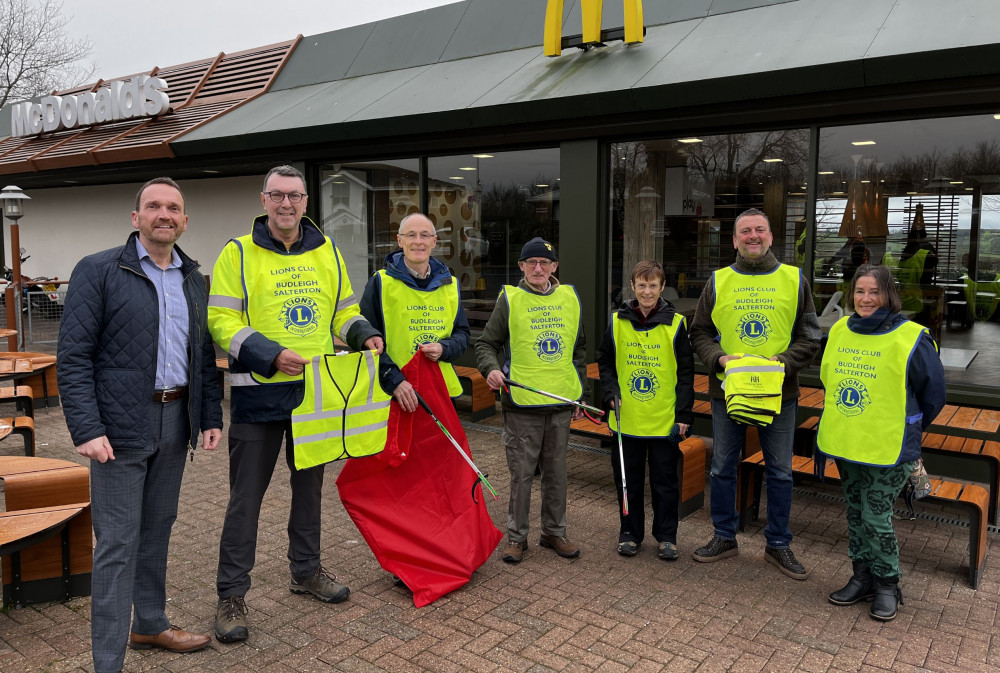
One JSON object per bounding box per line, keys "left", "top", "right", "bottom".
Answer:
{"left": 544, "top": 0, "right": 644, "bottom": 57}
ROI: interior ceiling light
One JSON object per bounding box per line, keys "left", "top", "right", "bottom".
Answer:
{"left": 677, "top": 138, "right": 703, "bottom": 143}
{"left": 966, "top": 187, "right": 974, "bottom": 190}
{"left": 907, "top": 191, "right": 918, "bottom": 195}
{"left": 459, "top": 167, "right": 476, "bottom": 171}
{"left": 852, "top": 140, "right": 877, "bottom": 146}
{"left": 472, "top": 154, "right": 494, "bottom": 158}
{"left": 950, "top": 181, "right": 964, "bottom": 184}
{"left": 818, "top": 171, "right": 834, "bottom": 175}
{"left": 861, "top": 180, "right": 871, "bottom": 183}
{"left": 832, "top": 191, "right": 845, "bottom": 195}
{"left": 994, "top": 114, "right": 1000, "bottom": 120}
{"left": 536, "top": 184, "right": 549, "bottom": 188}
{"left": 202, "top": 169, "right": 221, "bottom": 174}
{"left": 449, "top": 176, "right": 464, "bottom": 180}
{"left": 763, "top": 158, "right": 783, "bottom": 163}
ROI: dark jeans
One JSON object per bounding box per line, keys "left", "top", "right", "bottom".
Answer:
{"left": 216, "top": 420, "right": 325, "bottom": 598}
{"left": 710, "top": 397, "right": 796, "bottom": 547}
{"left": 611, "top": 435, "right": 681, "bottom": 545}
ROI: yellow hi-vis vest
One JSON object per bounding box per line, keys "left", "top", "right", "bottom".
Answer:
{"left": 817, "top": 318, "right": 929, "bottom": 467}
{"left": 723, "top": 355, "right": 785, "bottom": 426}
{"left": 377, "top": 270, "right": 462, "bottom": 397}
{"left": 609, "top": 315, "right": 683, "bottom": 438}
{"left": 291, "top": 350, "right": 391, "bottom": 470}
{"left": 211, "top": 231, "right": 349, "bottom": 385}
{"left": 711, "top": 264, "right": 799, "bottom": 379}
{"left": 506, "top": 284, "right": 583, "bottom": 407}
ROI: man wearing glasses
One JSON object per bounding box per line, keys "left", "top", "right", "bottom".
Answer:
{"left": 360, "top": 213, "right": 471, "bottom": 412}
{"left": 208, "top": 165, "right": 383, "bottom": 643}
{"left": 476, "top": 237, "right": 586, "bottom": 564}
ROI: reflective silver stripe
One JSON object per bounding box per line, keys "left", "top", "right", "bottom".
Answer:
{"left": 338, "top": 293, "right": 358, "bottom": 310}
{"left": 295, "top": 419, "right": 389, "bottom": 444}
{"left": 364, "top": 350, "right": 377, "bottom": 405}
{"left": 310, "top": 356, "right": 323, "bottom": 414}
{"left": 293, "top": 399, "right": 391, "bottom": 423}
{"left": 208, "top": 294, "right": 244, "bottom": 311}
{"left": 230, "top": 372, "right": 259, "bottom": 387}
{"left": 725, "top": 365, "right": 784, "bottom": 374}
{"left": 229, "top": 326, "right": 257, "bottom": 358}
{"left": 338, "top": 314, "right": 364, "bottom": 341}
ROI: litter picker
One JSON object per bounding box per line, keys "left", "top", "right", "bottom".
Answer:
{"left": 415, "top": 392, "right": 499, "bottom": 501}
{"left": 500, "top": 377, "right": 605, "bottom": 419}
{"left": 615, "top": 396, "right": 629, "bottom": 516}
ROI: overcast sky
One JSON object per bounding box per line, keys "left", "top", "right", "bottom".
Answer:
{"left": 62, "top": 0, "right": 460, "bottom": 81}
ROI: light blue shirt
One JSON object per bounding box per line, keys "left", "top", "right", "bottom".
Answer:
{"left": 136, "top": 238, "right": 190, "bottom": 389}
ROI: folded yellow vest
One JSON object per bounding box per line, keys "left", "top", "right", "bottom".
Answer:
{"left": 723, "top": 355, "right": 785, "bottom": 426}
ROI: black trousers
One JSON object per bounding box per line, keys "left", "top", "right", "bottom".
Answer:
{"left": 216, "top": 420, "right": 325, "bottom": 597}
{"left": 610, "top": 435, "right": 681, "bottom": 545}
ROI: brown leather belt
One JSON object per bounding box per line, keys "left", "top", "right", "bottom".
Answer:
{"left": 153, "top": 386, "right": 187, "bottom": 403}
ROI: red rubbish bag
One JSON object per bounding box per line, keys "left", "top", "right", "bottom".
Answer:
{"left": 336, "top": 352, "right": 502, "bottom": 607}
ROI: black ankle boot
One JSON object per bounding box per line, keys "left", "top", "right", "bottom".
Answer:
{"left": 870, "top": 576, "right": 903, "bottom": 621}
{"left": 829, "top": 560, "right": 875, "bottom": 606}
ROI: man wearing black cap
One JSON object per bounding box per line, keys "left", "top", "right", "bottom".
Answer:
{"left": 476, "top": 237, "right": 587, "bottom": 564}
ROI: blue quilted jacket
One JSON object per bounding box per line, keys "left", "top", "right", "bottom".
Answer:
{"left": 58, "top": 232, "right": 223, "bottom": 451}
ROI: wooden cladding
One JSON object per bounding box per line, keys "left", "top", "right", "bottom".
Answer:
{"left": 0, "top": 38, "right": 300, "bottom": 175}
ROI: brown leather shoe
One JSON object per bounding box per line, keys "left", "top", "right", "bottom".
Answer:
{"left": 129, "top": 625, "right": 211, "bottom": 652}
{"left": 501, "top": 539, "right": 527, "bottom": 564}
{"left": 539, "top": 533, "right": 580, "bottom": 558}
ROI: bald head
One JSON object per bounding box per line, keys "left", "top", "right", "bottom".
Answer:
{"left": 396, "top": 213, "right": 438, "bottom": 274}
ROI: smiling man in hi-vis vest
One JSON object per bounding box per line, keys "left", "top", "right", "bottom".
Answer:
{"left": 689, "top": 208, "right": 821, "bottom": 579}
{"left": 476, "top": 237, "right": 586, "bottom": 565}
{"left": 208, "top": 165, "right": 383, "bottom": 644}
{"left": 360, "top": 213, "right": 471, "bottom": 412}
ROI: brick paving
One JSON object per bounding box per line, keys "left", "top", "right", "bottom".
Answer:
{"left": 0, "top": 398, "right": 998, "bottom": 672}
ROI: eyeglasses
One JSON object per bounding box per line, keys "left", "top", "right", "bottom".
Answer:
{"left": 264, "top": 191, "right": 306, "bottom": 203}
{"left": 522, "top": 259, "right": 553, "bottom": 268}
{"left": 399, "top": 232, "right": 436, "bottom": 241}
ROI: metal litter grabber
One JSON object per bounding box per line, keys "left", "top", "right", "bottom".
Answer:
{"left": 615, "top": 395, "right": 629, "bottom": 516}
{"left": 415, "top": 391, "right": 499, "bottom": 502}
{"left": 500, "top": 377, "right": 605, "bottom": 420}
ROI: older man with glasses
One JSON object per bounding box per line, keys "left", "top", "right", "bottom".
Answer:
{"left": 208, "top": 164, "right": 383, "bottom": 643}
{"left": 476, "top": 237, "right": 587, "bottom": 564}
{"left": 360, "top": 213, "right": 471, "bottom": 412}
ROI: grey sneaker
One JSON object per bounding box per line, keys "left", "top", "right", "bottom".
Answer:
{"left": 765, "top": 546, "right": 810, "bottom": 580}
{"left": 215, "top": 595, "right": 248, "bottom": 643}
{"left": 657, "top": 541, "right": 679, "bottom": 561}
{"left": 290, "top": 567, "right": 351, "bottom": 603}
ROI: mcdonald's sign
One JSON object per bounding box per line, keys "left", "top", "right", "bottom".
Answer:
{"left": 544, "top": 0, "right": 644, "bottom": 57}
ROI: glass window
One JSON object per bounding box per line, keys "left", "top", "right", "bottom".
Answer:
{"left": 817, "top": 114, "right": 1000, "bottom": 385}
{"left": 427, "top": 149, "right": 560, "bottom": 333}
{"left": 609, "top": 131, "right": 809, "bottom": 316}
{"left": 317, "top": 159, "right": 419, "bottom": 292}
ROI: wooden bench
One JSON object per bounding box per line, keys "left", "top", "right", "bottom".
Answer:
{"left": 0, "top": 457, "right": 93, "bottom": 606}
{"left": 569, "top": 416, "right": 708, "bottom": 519}
{"left": 453, "top": 366, "right": 497, "bottom": 421}
{"left": 0, "top": 417, "right": 34, "bottom": 456}
{"left": 0, "top": 385, "right": 34, "bottom": 419}
{"left": 738, "top": 452, "right": 989, "bottom": 589}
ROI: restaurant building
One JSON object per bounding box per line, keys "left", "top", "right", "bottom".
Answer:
{"left": 2, "top": 0, "right": 1000, "bottom": 401}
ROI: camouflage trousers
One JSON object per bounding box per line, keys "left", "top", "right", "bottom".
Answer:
{"left": 836, "top": 458, "right": 916, "bottom": 579}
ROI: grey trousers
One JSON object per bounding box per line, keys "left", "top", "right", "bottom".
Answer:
{"left": 90, "top": 399, "right": 188, "bottom": 673}
{"left": 502, "top": 408, "right": 572, "bottom": 541}
{"left": 216, "top": 420, "right": 324, "bottom": 598}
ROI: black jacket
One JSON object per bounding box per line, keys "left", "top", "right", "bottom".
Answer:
{"left": 596, "top": 298, "right": 695, "bottom": 427}
{"left": 360, "top": 250, "right": 471, "bottom": 395}
{"left": 58, "top": 232, "right": 223, "bottom": 451}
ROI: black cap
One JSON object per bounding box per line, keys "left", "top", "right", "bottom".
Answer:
{"left": 519, "top": 237, "right": 557, "bottom": 262}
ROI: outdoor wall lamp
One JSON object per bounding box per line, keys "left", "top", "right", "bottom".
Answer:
{"left": 0, "top": 185, "right": 29, "bottom": 221}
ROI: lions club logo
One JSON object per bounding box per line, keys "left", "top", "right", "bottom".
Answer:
{"left": 279, "top": 297, "right": 320, "bottom": 337}
{"left": 834, "top": 378, "right": 870, "bottom": 417}
{"left": 736, "top": 312, "right": 770, "bottom": 347}
{"left": 411, "top": 332, "right": 438, "bottom": 354}
{"left": 535, "top": 330, "right": 564, "bottom": 363}
{"left": 628, "top": 368, "right": 658, "bottom": 402}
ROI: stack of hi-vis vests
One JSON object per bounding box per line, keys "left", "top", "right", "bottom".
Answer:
{"left": 722, "top": 354, "right": 785, "bottom": 426}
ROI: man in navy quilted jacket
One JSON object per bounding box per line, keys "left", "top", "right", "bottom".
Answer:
{"left": 58, "top": 177, "right": 223, "bottom": 673}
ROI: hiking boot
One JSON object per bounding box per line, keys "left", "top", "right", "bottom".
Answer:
{"left": 870, "top": 576, "right": 903, "bottom": 621}
{"left": 502, "top": 539, "right": 527, "bottom": 564}
{"left": 290, "top": 567, "right": 350, "bottom": 603}
{"left": 657, "top": 541, "right": 679, "bottom": 561}
{"left": 215, "top": 595, "right": 248, "bottom": 643}
{"left": 765, "top": 546, "right": 810, "bottom": 580}
{"left": 692, "top": 536, "right": 738, "bottom": 562}
{"left": 617, "top": 540, "right": 638, "bottom": 557}
{"left": 829, "top": 560, "right": 875, "bottom": 606}
{"left": 539, "top": 534, "right": 580, "bottom": 558}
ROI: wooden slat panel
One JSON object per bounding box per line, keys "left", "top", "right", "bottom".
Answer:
{"left": 960, "top": 438, "right": 984, "bottom": 455}
{"left": 941, "top": 434, "right": 966, "bottom": 452}
{"left": 922, "top": 432, "right": 946, "bottom": 449}
{"left": 679, "top": 438, "right": 706, "bottom": 503}
{"left": 948, "top": 406, "right": 980, "bottom": 429}
{"left": 971, "top": 409, "right": 1000, "bottom": 433}
{"left": 586, "top": 363, "right": 599, "bottom": 380}
{"left": 930, "top": 479, "right": 962, "bottom": 499}
{"left": 934, "top": 405, "right": 959, "bottom": 425}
